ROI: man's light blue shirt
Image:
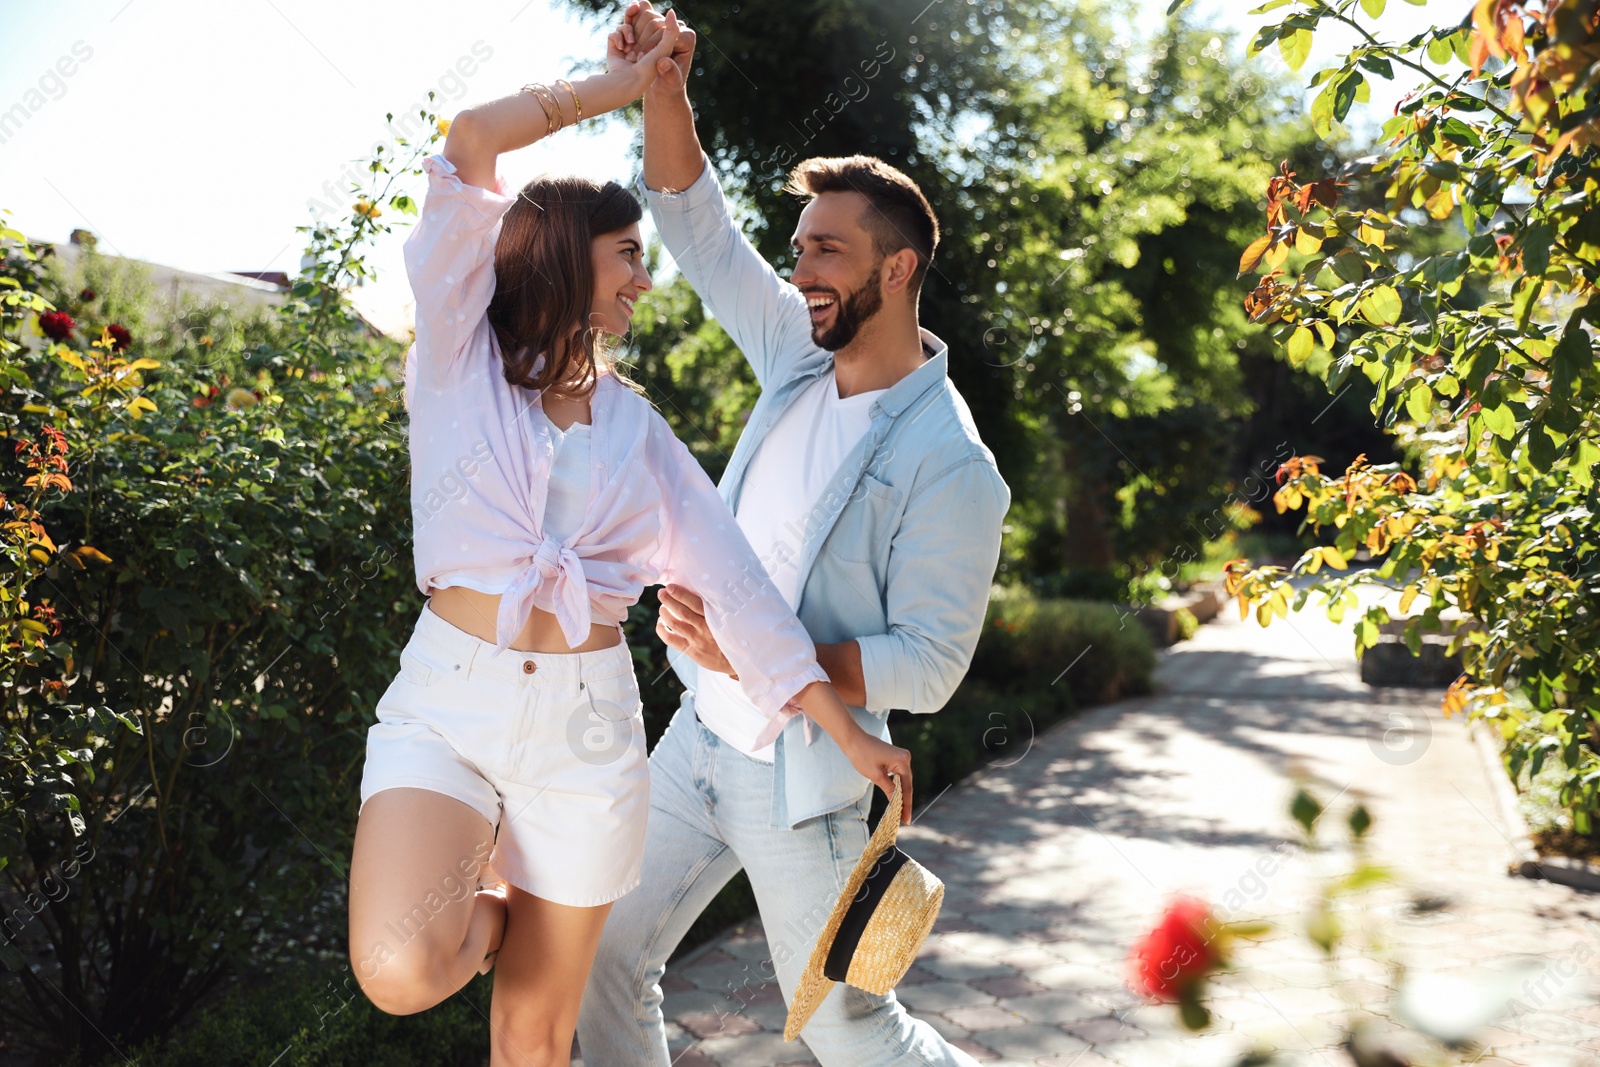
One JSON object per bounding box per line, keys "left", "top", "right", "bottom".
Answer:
{"left": 646, "top": 156, "right": 1011, "bottom": 829}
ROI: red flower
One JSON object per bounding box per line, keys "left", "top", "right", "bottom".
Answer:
{"left": 39, "top": 311, "right": 76, "bottom": 341}
{"left": 193, "top": 386, "right": 220, "bottom": 408}
{"left": 79, "top": 288, "right": 96, "bottom": 301}
{"left": 1128, "top": 897, "right": 1219, "bottom": 1001}
{"left": 107, "top": 323, "right": 132, "bottom": 351}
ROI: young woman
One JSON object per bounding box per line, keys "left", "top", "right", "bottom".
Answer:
{"left": 346, "top": 13, "right": 913, "bottom": 1067}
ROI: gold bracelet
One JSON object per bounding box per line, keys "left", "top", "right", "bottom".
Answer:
{"left": 535, "top": 82, "right": 565, "bottom": 134}
{"left": 520, "top": 82, "right": 555, "bottom": 133}
{"left": 520, "top": 81, "right": 563, "bottom": 134}
{"left": 555, "top": 78, "right": 582, "bottom": 124}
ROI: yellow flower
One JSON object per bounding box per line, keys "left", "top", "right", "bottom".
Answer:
{"left": 354, "top": 199, "right": 382, "bottom": 219}
{"left": 224, "top": 387, "right": 258, "bottom": 410}
{"left": 436, "top": 117, "right": 452, "bottom": 137}
{"left": 199, "top": 334, "right": 214, "bottom": 347}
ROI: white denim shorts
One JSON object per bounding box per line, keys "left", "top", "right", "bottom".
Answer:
{"left": 359, "top": 603, "right": 648, "bottom": 908}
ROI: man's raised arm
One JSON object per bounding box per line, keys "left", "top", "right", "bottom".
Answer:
{"left": 629, "top": 3, "right": 820, "bottom": 389}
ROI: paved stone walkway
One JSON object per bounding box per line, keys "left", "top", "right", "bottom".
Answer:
{"left": 595, "top": 587, "right": 1600, "bottom": 1066}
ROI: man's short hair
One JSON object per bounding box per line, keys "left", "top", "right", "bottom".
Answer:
{"left": 784, "top": 155, "right": 940, "bottom": 293}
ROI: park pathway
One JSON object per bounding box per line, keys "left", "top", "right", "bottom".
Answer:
{"left": 589, "top": 588, "right": 1600, "bottom": 1066}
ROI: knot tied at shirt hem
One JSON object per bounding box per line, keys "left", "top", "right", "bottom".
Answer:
{"left": 492, "top": 536, "right": 592, "bottom": 655}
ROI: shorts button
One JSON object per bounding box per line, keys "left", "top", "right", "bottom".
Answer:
{"left": 522, "top": 660, "right": 537, "bottom": 675}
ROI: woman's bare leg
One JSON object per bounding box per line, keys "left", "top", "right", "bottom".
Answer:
{"left": 348, "top": 787, "right": 508, "bottom": 1014}
{"left": 488, "top": 888, "right": 614, "bottom": 1067}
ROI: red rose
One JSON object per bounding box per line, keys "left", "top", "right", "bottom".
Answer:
{"left": 1128, "top": 897, "right": 1218, "bottom": 1001}
{"left": 39, "top": 311, "right": 76, "bottom": 341}
{"left": 79, "top": 288, "right": 96, "bottom": 301}
{"left": 107, "top": 323, "right": 132, "bottom": 351}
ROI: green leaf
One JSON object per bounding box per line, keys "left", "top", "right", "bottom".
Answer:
{"left": 1361, "top": 285, "right": 1403, "bottom": 325}
{"left": 1222, "top": 920, "right": 1275, "bottom": 939}
{"left": 1552, "top": 316, "right": 1592, "bottom": 400}
{"left": 1337, "top": 863, "right": 1393, "bottom": 892}
{"left": 1528, "top": 422, "right": 1558, "bottom": 472}
{"left": 1348, "top": 804, "right": 1373, "bottom": 838}
{"left": 1520, "top": 222, "right": 1554, "bottom": 276}
{"left": 1280, "top": 28, "right": 1314, "bottom": 73}
{"left": 1360, "top": 0, "right": 1386, "bottom": 16}
{"left": 1404, "top": 382, "right": 1432, "bottom": 423}
{"left": 1310, "top": 78, "right": 1337, "bottom": 137}
{"left": 1357, "top": 52, "right": 1395, "bottom": 80}
{"left": 1331, "top": 252, "right": 1368, "bottom": 284}
{"left": 1306, "top": 905, "right": 1341, "bottom": 954}
{"left": 1287, "top": 326, "right": 1314, "bottom": 367}
{"left": 1573, "top": 439, "right": 1598, "bottom": 488}
{"left": 1291, "top": 788, "right": 1323, "bottom": 832}
{"left": 1480, "top": 403, "right": 1515, "bottom": 439}
{"left": 1333, "top": 71, "right": 1365, "bottom": 123}
{"left": 1178, "top": 993, "right": 1211, "bottom": 1031}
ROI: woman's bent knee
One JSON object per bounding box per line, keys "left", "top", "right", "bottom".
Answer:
{"left": 351, "top": 945, "right": 454, "bottom": 1016}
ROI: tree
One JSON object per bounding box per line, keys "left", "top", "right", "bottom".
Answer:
{"left": 1212, "top": 0, "right": 1600, "bottom": 826}
{"left": 575, "top": 0, "right": 1352, "bottom": 592}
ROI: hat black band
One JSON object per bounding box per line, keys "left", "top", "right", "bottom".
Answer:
{"left": 823, "top": 846, "right": 910, "bottom": 982}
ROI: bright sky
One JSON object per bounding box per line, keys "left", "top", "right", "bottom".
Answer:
{"left": 2, "top": 0, "right": 1453, "bottom": 337}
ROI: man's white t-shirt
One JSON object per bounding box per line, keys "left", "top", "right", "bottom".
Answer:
{"left": 694, "top": 369, "right": 886, "bottom": 761}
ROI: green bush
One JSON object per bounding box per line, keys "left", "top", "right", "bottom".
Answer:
{"left": 1, "top": 121, "right": 435, "bottom": 1061}
{"left": 85, "top": 961, "right": 493, "bottom": 1067}
{"left": 971, "top": 588, "right": 1156, "bottom": 706}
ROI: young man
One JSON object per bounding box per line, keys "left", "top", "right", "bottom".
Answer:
{"left": 576, "top": 6, "right": 1009, "bottom": 1065}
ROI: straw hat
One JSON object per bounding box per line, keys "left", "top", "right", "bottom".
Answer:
{"left": 784, "top": 775, "right": 944, "bottom": 1042}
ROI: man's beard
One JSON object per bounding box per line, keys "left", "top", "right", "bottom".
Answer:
{"left": 811, "top": 263, "right": 884, "bottom": 351}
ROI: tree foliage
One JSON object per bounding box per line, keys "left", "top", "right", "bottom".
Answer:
{"left": 1209, "top": 0, "right": 1600, "bottom": 826}
{"left": 574, "top": 0, "right": 1360, "bottom": 593}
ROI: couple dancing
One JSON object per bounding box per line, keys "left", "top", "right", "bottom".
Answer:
{"left": 346, "top": 4, "right": 1008, "bottom": 1064}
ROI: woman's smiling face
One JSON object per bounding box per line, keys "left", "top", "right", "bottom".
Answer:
{"left": 589, "top": 224, "right": 652, "bottom": 336}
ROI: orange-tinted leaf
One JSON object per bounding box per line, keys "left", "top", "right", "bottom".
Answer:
{"left": 1239, "top": 234, "right": 1274, "bottom": 275}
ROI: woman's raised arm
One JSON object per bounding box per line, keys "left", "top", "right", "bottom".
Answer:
{"left": 443, "top": 10, "right": 682, "bottom": 190}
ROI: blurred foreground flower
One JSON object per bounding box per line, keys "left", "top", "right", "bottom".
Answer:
{"left": 354, "top": 198, "right": 381, "bottom": 219}
{"left": 39, "top": 310, "right": 75, "bottom": 341}
{"left": 1395, "top": 964, "right": 1544, "bottom": 1049}
{"left": 1128, "top": 896, "right": 1233, "bottom": 1028}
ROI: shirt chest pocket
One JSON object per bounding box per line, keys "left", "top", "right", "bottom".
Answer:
{"left": 822, "top": 473, "right": 903, "bottom": 567}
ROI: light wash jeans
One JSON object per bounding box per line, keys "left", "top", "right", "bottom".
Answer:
{"left": 576, "top": 702, "right": 980, "bottom": 1067}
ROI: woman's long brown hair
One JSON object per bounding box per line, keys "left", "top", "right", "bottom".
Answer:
{"left": 487, "top": 176, "right": 642, "bottom": 396}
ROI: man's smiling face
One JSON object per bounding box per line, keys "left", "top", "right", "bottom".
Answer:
{"left": 789, "top": 190, "right": 887, "bottom": 352}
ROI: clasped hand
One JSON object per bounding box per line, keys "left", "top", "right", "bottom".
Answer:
{"left": 608, "top": 2, "right": 696, "bottom": 98}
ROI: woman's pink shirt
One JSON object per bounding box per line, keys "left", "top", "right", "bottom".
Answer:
{"left": 401, "top": 152, "right": 825, "bottom": 736}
